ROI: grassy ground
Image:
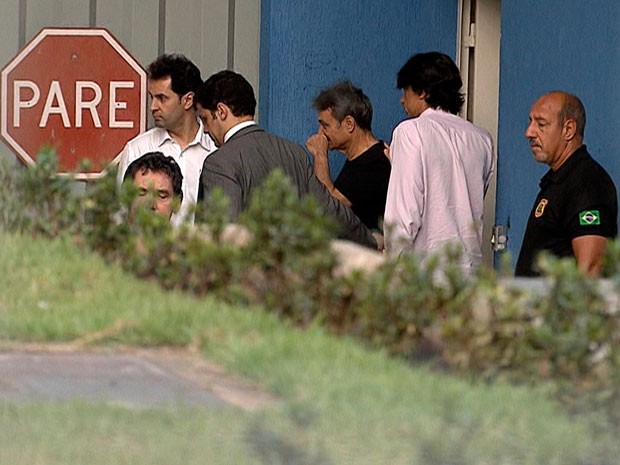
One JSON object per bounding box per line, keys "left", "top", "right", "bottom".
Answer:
{"left": 0, "top": 232, "right": 618, "bottom": 464}
{"left": 0, "top": 402, "right": 254, "bottom": 465}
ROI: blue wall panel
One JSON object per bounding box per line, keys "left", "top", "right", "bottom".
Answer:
{"left": 260, "top": 0, "right": 458, "bottom": 173}
{"left": 498, "top": 0, "right": 620, "bottom": 263}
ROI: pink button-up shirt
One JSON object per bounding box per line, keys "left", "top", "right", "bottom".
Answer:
{"left": 384, "top": 108, "right": 494, "bottom": 272}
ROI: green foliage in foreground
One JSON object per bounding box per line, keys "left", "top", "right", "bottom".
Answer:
{"left": 1, "top": 233, "right": 619, "bottom": 464}
{"left": 77, "top": 165, "right": 620, "bottom": 434}
{"left": 3, "top": 152, "right": 620, "bottom": 461}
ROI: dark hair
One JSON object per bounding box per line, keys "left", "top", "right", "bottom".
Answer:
{"left": 124, "top": 151, "right": 183, "bottom": 199}
{"left": 397, "top": 52, "right": 464, "bottom": 115}
{"left": 312, "top": 80, "right": 373, "bottom": 131}
{"left": 557, "top": 91, "right": 586, "bottom": 137}
{"left": 195, "top": 70, "right": 256, "bottom": 117}
{"left": 147, "top": 53, "right": 202, "bottom": 97}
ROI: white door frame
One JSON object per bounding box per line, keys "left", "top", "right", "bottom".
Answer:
{"left": 457, "top": 0, "right": 501, "bottom": 267}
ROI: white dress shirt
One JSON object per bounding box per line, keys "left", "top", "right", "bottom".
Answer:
{"left": 116, "top": 119, "right": 217, "bottom": 226}
{"left": 384, "top": 108, "right": 494, "bottom": 273}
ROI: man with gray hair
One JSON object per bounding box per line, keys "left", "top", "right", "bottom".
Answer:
{"left": 305, "top": 81, "right": 391, "bottom": 232}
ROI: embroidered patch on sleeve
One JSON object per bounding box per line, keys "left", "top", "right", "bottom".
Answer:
{"left": 535, "top": 199, "right": 548, "bottom": 218}
{"left": 579, "top": 210, "right": 601, "bottom": 225}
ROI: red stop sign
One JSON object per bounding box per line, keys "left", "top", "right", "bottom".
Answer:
{"left": 1, "top": 28, "right": 146, "bottom": 179}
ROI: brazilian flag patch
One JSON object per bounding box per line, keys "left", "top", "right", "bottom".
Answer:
{"left": 579, "top": 210, "right": 601, "bottom": 226}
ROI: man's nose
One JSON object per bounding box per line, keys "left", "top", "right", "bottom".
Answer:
{"left": 525, "top": 123, "right": 534, "bottom": 139}
{"left": 145, "top": 195, "right": 157, "bottom": 210}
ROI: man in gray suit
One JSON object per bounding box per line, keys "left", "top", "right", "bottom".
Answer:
{"left": 195, "top": 70, "right": 378, "bottom": 249}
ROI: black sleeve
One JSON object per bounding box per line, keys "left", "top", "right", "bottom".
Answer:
{"left": 564, "top": 174, "right": 618, "bottom": 239}
{"left": 307, "top": 164, "right": 377, "bottom": 248}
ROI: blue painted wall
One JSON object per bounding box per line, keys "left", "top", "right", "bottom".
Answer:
{"left": 259, "top": 1, "right": 458, "bottom": 173}
{"left": 497, "top": 1, "right": 620, "bottom": 263}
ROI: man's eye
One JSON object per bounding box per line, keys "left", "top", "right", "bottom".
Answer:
{"left": 138, "top": 189, "right": 148, "bottom": 197}
{"left": 158, "top": 192, "right": 170, "bottom": 200}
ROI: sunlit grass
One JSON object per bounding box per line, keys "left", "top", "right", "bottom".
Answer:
{"left": 0, "top": 402, "right": 254, "bottom": 465}
{"left": 0, "top": 232, "right": 618, "bottom": 464}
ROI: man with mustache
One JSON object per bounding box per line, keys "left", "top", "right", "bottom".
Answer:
{"left": 515, "top": 91, "right": 617, "bottom": 277}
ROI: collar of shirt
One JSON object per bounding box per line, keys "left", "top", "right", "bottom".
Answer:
{"left": 154, "top": 118, "right": 213, "bottom": 150}
{"left": 224, "top": 120, "right": 257, "bottom": 143}
{"left": 540, "top": 145, "right": 588, "bottom": 188}
{"left": 419, "top": 107, "right": 451, "bottom": 119}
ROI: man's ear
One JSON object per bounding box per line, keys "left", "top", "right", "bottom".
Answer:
{"left": 343, "top": 115, "right": 356, "bottom": 133}
{"left": 216, "top": 102, "right": 229, "bottom": 120}
{"left": 563, "top": 118, "right": 577, "bottom": 141}
{"left": 182, "top": 92, "right": 195, "bottom": 110}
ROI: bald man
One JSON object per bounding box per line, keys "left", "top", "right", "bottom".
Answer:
{"left": 515, "top": 91, "right": 617, "bottom": 277}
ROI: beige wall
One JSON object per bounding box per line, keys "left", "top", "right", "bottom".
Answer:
{"left": 0, "top": 0, "right": 261, "bottom": 164}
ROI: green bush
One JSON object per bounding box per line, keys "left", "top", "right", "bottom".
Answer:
{"left": 529, "top": 254, "right": 620, "bottom": 427}
{"left": 349, "top": 248, "right": 471, "bottom": 359}
{"left": 0, "top": 156, "right": 28, "bottom": 232}
{"left": 7, "top": 149, "right": 620, "bottom": 434}
{"left": 0, "top": 148, "right": 80, "bottom": 236}
{"left": 79, "top": 165, "right": 132, "bottom": 260}
{"left": 238, "top": 170, "right": 338, "bottom": 324}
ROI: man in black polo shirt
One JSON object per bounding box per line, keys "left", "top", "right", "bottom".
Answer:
{"left": 305, "top": 81, "right": 391, "bottom": 233}
{"left": 515, "top": 91, "right": 617, "bottom": 277}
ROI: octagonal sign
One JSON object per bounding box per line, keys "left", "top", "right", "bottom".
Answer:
{"left": 1, "top": 28, "right": 146, "bottom": 179}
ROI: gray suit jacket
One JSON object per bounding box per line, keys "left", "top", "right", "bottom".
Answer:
{"left": 199, "top": 125, "right": 376, "bottom": 248}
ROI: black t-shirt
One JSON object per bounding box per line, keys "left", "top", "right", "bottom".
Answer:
{"left": 334, "top": 141, "right": 391, "bottom": 230}
{"left": 515, "top": 146, "right": 618, "bottom": 276}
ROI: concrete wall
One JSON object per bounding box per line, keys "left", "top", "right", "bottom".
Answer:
{"left": 497, "top": 0, "right": 620, "bottom": 263}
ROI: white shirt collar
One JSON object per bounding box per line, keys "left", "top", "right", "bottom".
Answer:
{"left": 156, "top": 118, "right": 210, "bottom": 148}
{"left": 224, "top": 120, "right": 257, "bottom": 143}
